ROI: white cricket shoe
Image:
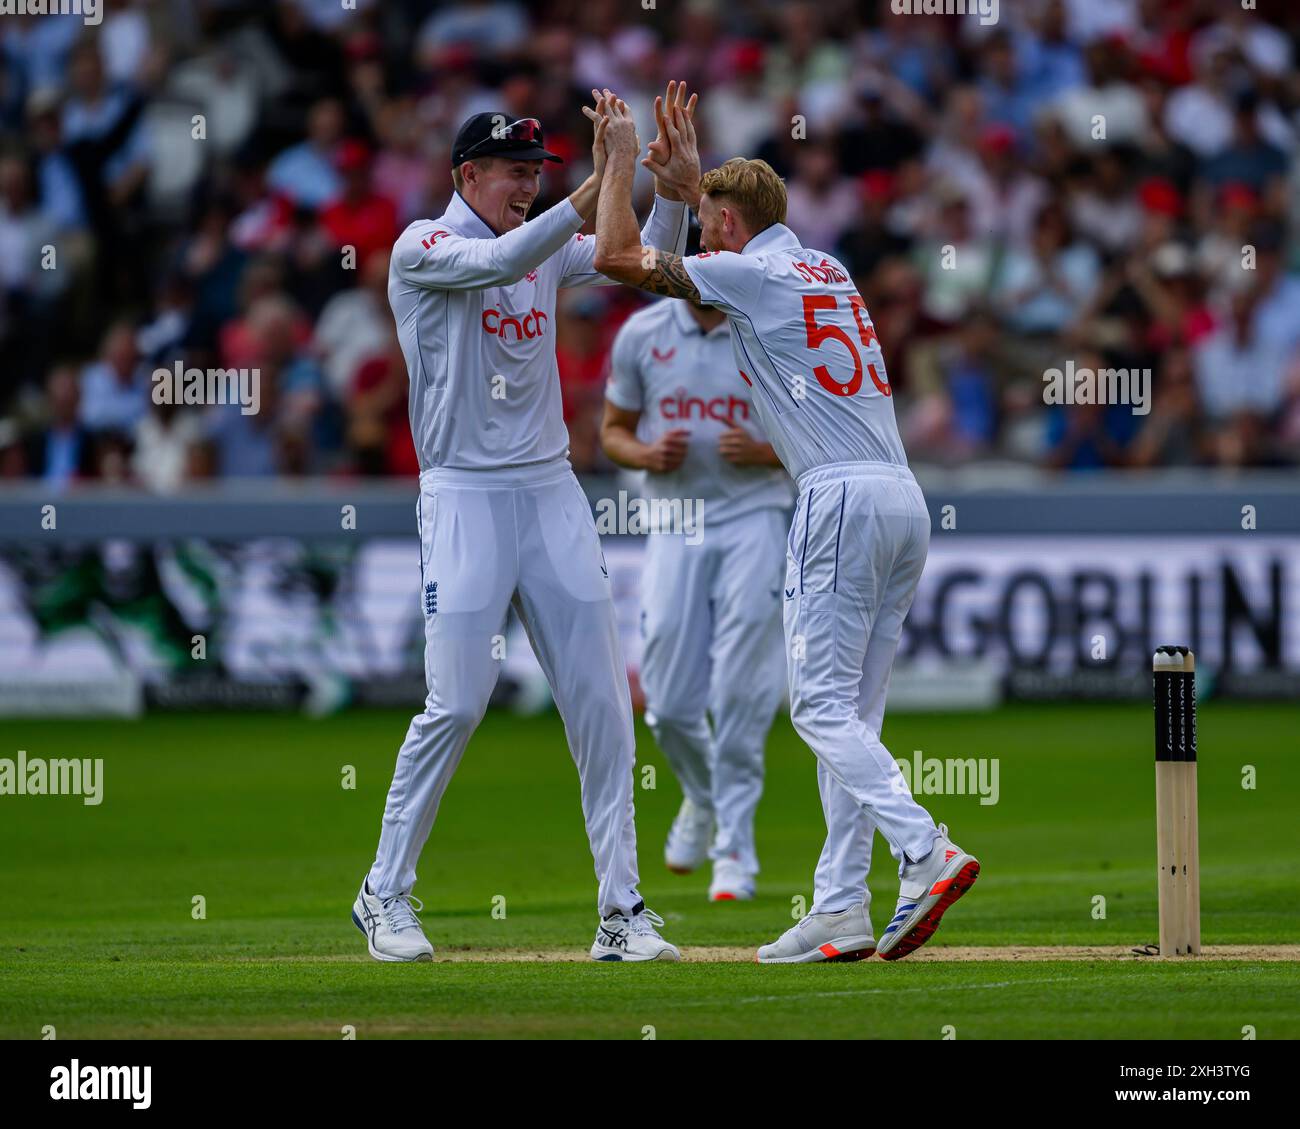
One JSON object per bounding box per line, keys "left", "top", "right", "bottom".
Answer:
{"left": 756, "top": 904, "right": 875, "bottom": 963}
{"left": 709, "top": 856, "right": 755, "bottom": 902}
{"left": 664, "top": 798, "right": 714, "bottom": 874}
{"left": 352, "top": 879, "right": 435, "bottom": 962}
{"left": 876, "top": 824, "right": 980, "bottom": 961}
{"left": 590, "top": 905, "right": 682, "bottom": 962}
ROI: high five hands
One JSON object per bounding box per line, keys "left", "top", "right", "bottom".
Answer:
{"left": 643, "top": 80, "right": 701, "bottom": 205}
{"left": 582, "top": 81, "right": 701, "bottom": 206}
{"left": 589, "top": 89, "right": 640, "bottom": 161}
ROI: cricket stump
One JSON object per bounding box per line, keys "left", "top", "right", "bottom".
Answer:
{"left": 1153, "top": 645, "right": 1200, "bottom": 956}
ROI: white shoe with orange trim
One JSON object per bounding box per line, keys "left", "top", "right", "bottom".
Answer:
{"left": 664, "top": 798, "right": 713, "bottom": 874}
{"left": 876, "top": 824, "right": 979, "bottom": 960}
{"left": 708, "top": 856, "right": 755, "bottom": 902}
{"left": 755, "top": 904, "right": 875, "bottom": 963}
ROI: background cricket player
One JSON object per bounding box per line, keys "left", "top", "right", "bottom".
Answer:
{"left": 591, "top": 99, "right": 980, "bottom": 962}
{"left": 601, "top": 267, "right": 792, "bottom": 902}
{"left": 353, "top": 86, "right": 698, "bottom": 964}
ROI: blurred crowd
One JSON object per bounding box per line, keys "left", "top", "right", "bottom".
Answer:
{"left": 1, "top": 0, "right": 1298, "bottom": 491}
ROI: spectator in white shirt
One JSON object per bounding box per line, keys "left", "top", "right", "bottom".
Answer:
{"left": 1193, "top": 288, "right": 1289, "bottom": 421}
{"left": 1051, "top": 40, "right": 1147, "bottom": 148}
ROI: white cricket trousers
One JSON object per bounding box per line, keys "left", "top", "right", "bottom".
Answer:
{"left": 367, "top": 456, "right": 642, "bottom": 918}
{"left": 638, "top": 508, "right": 787, "bottom": 878}
{"left": 783, "top": 461, "right": 939, "bottom": 916}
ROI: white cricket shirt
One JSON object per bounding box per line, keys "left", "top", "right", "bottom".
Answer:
{"left": 605, "top": 298, "right": 792, "bottom": 524}
{"left": 681, "top": 224, "right": 909, "bottom": 481}
{"left": 390, "top": 191, "right": 688, "bottom": 470}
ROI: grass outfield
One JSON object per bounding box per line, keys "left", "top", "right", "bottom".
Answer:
{"left": 0, "top": 702, "right": 1296, "bottom": 1039}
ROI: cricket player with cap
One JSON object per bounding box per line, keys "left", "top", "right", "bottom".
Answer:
{"left": 601, "top": 234, "right": 791, "bottom": 901}
{"left": 353, "top": 85, "right": 699, "bottom": 963}
{"left": 590, "top": 97, "right": 980, "bottom": 961}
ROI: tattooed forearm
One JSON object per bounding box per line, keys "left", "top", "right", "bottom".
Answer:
{"left": 640, "top": 252, "right": 701, "bottom": 300}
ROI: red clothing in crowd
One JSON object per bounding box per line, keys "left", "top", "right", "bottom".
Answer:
{"left": 321, "top": 192, "right": 399, "bottom": 267}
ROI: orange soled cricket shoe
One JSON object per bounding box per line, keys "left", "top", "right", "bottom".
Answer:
{"left": 876, "top": 824, "right": 980, "bottom": 960}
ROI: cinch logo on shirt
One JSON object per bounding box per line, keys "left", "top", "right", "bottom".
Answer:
{"left": 482, "top": 306, "right": 549, "bottom": 341}
{"left": 659, "top": 387, "right": 750, "bottom": 424}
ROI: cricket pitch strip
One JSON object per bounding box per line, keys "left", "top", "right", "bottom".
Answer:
{"left": 420, "top": 944, "right": 1300, "bottom": 963}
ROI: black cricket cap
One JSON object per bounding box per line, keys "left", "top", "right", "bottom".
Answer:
{"left": 451, "top": 113, "right": 562, "bottom": 167}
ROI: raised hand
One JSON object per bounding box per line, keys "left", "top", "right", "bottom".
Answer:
{"left": 596, "top": 88, "right": 640, "bottom": 162}
{"left": 581, "top": 91, "right": 611, "bottom": 177}
{"left": 642, "top": 80, "right": 701, "bottom": 206}
{"left": 644, "top": 80, "right": 696, "bottom": 169}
